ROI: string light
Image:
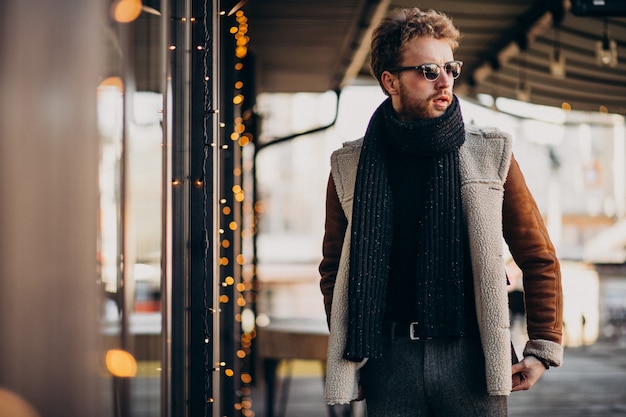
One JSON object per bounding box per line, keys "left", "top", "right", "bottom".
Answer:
{"left": 105, "top": 349, "right": 138, "bottom": 377}
{"left": 229, "top": 9, "right": 259, "bottom": 417}
{"left": 191, "top": 5, "right": 256, "bottom": 415}
{"left": 111, "top": 0, "right": 142, "bottom": 23}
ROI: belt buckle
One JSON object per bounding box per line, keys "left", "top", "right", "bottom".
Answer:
{"left": 409, "top": 322, "right": 419, "bottom": 340}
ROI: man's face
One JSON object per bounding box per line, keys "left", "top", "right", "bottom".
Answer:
{"left": 382, "top": 36, "right": 456, "bottom": 122}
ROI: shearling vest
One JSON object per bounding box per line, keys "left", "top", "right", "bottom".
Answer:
{"left": 325, "top": 125, "right": 514, "bottom": 404}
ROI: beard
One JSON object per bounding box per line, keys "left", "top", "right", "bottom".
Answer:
{"left": 396, "top": 83, "right": 451, "bottom": 120}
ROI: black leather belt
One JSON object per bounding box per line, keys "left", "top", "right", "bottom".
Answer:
{"left": 382, "top": 322, "right": 479, "bottom": 340}
{"left": 382, "top": 322, "right": 428, "bottom": 340}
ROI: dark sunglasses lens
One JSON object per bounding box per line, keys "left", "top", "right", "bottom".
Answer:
{"left": 422, "top": 65, "right": 440, "bottom": 81}
{"left": 447, "top": 62, "right": 461, "bottom": 78}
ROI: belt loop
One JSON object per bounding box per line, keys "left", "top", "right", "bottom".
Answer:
{"left": 390, "top": 322, "right": 397, "bottom": 339}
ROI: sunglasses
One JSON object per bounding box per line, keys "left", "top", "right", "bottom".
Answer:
{"left": 388, "top": 61, "right": 463, "bottom": 81}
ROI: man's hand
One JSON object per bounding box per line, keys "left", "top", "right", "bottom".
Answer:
{"left": 511, "top": 355, "right": 547, "bottom": 392}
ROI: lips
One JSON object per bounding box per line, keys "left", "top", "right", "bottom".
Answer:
{"left": 433, "top": 95, "right": 451, "bottom": 105}
{"left": 432, "top": 95, "right": 451, "bottom": 110}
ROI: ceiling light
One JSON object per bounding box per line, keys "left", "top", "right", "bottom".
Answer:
{"left": 515, "top": 51, "right": 531, "bottom": 102}
{"left": 550, "top": 27, "right": 566, "bottom": 78}
{"left": 596, "top": 38, "right": 618, "bottom": 67}
{"left": 515, "top": 81, "right": 531, "bottom": 102}
{"left": 596, "top": 19, "right": 618, "bottom": 67}
{"left": 473, "top": 63, "right": 493, "bottom": 83}
{"left": 550, "top": 49, "right": 566, "bottom": 78}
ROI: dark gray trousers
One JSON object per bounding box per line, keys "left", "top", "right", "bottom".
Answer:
{"left": 359, "top": 336, "right": 507, "bottom": 417}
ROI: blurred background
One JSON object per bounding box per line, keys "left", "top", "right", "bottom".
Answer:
{"left": 1, "top": 1, "right": 626, "bottom": 416}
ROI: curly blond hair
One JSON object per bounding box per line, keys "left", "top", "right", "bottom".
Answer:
{"left": 370, "top": 8, "right": 461, "bottom": 95}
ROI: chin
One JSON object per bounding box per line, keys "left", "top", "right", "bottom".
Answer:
{"left": 434, "top": 101, "right": 452, "bottom": 113}
{"left": 430, "top": 109, "right": 447, "bottom": 118}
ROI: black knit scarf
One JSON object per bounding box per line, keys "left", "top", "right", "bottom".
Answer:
{"left": 343, "top": 96, "right": 466, "bottom": 361}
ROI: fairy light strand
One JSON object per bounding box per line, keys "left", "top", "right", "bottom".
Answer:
{"left": 229, "top": 9, "right": 257, "bottom": 417}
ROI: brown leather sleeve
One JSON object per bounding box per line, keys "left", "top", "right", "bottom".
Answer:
{"left": 502, "top": 155, "right": 563, "bottom": 344}
{"left": 319, "top": 174, "right": 348, "bottom": 327}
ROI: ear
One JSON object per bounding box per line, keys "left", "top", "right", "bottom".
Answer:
{"left": 381, "top": 71, "right": 399, "bottom": 96}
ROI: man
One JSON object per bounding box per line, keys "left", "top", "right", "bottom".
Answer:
{"left": 319, "top": 7, "right": 563, "bottom": 416}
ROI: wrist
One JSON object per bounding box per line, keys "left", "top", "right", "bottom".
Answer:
{"left": 531, "top": 355, "right": 550, "bottom": 369}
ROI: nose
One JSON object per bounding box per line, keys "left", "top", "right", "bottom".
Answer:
{"left": 435, "top": 69, "right": 454, "bottom": 89}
